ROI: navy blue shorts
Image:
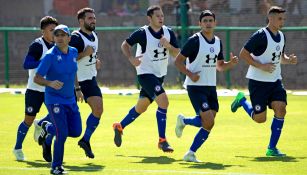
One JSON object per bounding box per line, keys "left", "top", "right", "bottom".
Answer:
{"left": 137, "top": 74, "right": 165, "bottom": 103}
{"left": 25, "top": 89, "right": 45, "bottom": 116}
{"left": 79, "top": 77, "right": 102, "bottom": 102}
{"left": 248, "top": 79, "right": 287, "bottom": 114}
{"left": 187, "top": 85, "right": 219, "bottom": 114}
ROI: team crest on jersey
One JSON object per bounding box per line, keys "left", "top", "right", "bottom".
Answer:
{"left": 53, "top": 106, "right": 60, "bottom": 114}
{"left": 57, "top": 55, "right": 62, "bottom": 61}
{"left": 202, "top": 102, "right": 209, "bottom": 109}
{"left": 276, "top": 45, "right": 280, "bottom": 51}
{"left": 158, "top": 42, "right": 163, "bottom": 48}
{"left": 155, "top": 85, "right": 161, "bottom": 92}
{"left": 255, "top": 105, "right": 261, "bottom": 112}
{"left": 27, "top": 106, "right": 33, "bottom": 113}
{"left": 210, "top": 47, "right": 214, "bottom": 53}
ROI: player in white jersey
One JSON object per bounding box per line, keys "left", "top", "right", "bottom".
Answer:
{"left": 113, "top": 5, "right": 180, "bottom": 153}
{"left": 13, "top": 16, "right": 58, "bottom": 161}
{"left": 231, "top": 6, "right": 297, "bottom": 156}
{"left": 69, "top": 7, "right": 102, "bottom": 159}
{"left": 174, "top": 10, "right": 238, "bottom": 162}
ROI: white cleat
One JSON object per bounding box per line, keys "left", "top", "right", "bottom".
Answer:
{"left": 33, "top": 119, "right": 42, "bottom": 142}
{"left": 175, "top": 114, "right": 186, "bottom": 138}
{"left": 183, "top": 152, "right": 201, "bottom": 163}
{"left": 13, "top": 149, "right": 25, "bottom": 161}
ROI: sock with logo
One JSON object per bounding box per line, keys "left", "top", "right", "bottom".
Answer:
{"left": 268, "top": 116, "right": 284, "bottom": 149}
{"left": 120, "top": 107, "right": 140, "bottom": 128}
{"left": 190, "top": 127, "right": 209, "bottom": 152}
{"left": 14, "top": 122, "right": 29, "bottom": 149}
{"left": 156, "top": 107, "right": 167, "bottom": 139}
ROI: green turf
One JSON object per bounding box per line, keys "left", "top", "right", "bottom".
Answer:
{"left": 0, "top": 92, "right": 306, "bottom": 175}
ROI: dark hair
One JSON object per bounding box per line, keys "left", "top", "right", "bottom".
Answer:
{"left": 147, "top": 5, "right": 161, "bottom": 17}
{"left": 199, "top": 10, "right": 215, "bottom": 22}
{"left": 77, "top": 7, "right": 95, "bottom": 20}
{"left": 268, "top": 6, "right": 286, "bottom": 15}
{"left": 40, "top": 16, "right": 58, "bottom": 29}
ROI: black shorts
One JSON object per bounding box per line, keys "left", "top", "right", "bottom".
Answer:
{"left": 137, "top": 74, "right": 165, "bottom": 103}
{"left": 187, "top": 85, "right": 219, "bottom": 114}
{"left": 79, "top": 77, "right": 102, "bottom": 102}
{"left": 248, "top": 79, "right": 287, "bottom": 114}
{"left": 25, "top": 89, "right": 45, "bottom": 116}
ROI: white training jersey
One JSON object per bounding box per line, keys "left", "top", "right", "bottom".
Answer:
{"left": 74, "top": 31, "right": 99, "bottom": 81}
{"left": 184, "top": 33, "right": 221, "bottom": 87}
{"left": 135, "top": 25, "right": 170, "bottom": 78}
{"left": 246, "top": 28, "right": 284, "bottom": 82}
{"left": 26, "top": 37, "right": 48, "bottom": 92}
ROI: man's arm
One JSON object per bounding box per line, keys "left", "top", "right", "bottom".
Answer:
{"left": 281, "top": 53, "right": 297, "bottom": 65}
{"left": 121, "top": 40, "right": 141, "bottom": 66}
{"left": 34, "top": 74, "right": 63, "bottom": 90}
{"left": 216, "top": 52, "right": 238, "bottom": 72}
{"left": 175, "top": 53, "right": 200, "bottom": 82}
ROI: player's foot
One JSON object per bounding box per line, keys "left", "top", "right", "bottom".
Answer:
{"left": 38, "top": 121, "right": 49, "bottom": 145}
{"left": 78, "top": 138, "right": 95, "bottom": 159}
{"left": 183, "top": 151, "right": 201, "bottom": 163}
{"left": 33, "top": 119, "right": 42, "bottom": 142}
{"left": 42, "top": 141, "right": 52, "bottom": 162}
{"left": 50, "top": 166, "right": 67, "bottom": 174}
{"left": 231, "top": 92, "right": 245, "bottom": 113}
{"left": 175, "top": 114, "right": 186, "bottom": 138}
{"left": 13, "top": 149, "right": 25, "bottom": 161}
{"left": 266, "top": 148, "right": 286, "bottom": 157}
{"left": 113, "top": 123, "right": 123, "bottom": 147}
{"left": 158, "top": 138, "right": 174, "bottom": 153}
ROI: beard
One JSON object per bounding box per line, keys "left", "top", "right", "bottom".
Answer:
{"left": 84, "top": 22, "right": 95, "bottom": 31}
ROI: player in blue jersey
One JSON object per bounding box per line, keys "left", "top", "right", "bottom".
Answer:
{"left": 174, "top": 10, "right": 238, "bottom": 162}
{"left": 34, "top": 24, "right": 82, "bottom": 174}
{"left": 231, "top": 6, "right": 297, "bottom": 157}
{"left": 69, "top": 7, "right": 102, "bottom": 159}
{"left": 113, "top": 5, "right": 180, "bottom": 153}
{"left": 13, "top": 16, "right": 58, "bottom": 161}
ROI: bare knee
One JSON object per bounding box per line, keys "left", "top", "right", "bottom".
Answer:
{"left": 200, "top": 112, "right": 215, "bottom": 130}
{"left": 24, "top": 115, "right": 35, "bottom": 126}
{"left": 253, "top": 115, "right": 267, "bottom": 123}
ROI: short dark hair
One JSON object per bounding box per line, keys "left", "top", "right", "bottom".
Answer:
{"left": 40, "top": 16, "right": 58, "bottom": 29}
{"left": 77, "top": 7, "right": 95, "bottom": 20}
{"left": 147, "top": 5, "right": 161, "bottom": 17}
{"left": 199, "top": 10, "right": 215, "bottom": 22}
{"left": 268, "top": 6, "right": 286, "bottom": 15}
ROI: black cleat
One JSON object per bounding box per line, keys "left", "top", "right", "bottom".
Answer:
{"left": 42, "top": 141, "right": 52, "bottom": 162}
{"left": 78, "top": 139, "right": 94, "bottom": 159}
{"left": 50, "top": 166, "right": 67, "bottom": 174}
{"left": 158, "top": 139, "right": 174, "bottom": 153}
{"left": 38, "top": 121, "right": 49, "bottom": 145}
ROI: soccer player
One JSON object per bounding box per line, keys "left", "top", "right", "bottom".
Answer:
{"left": 69, "top": 7, "right": 102, "bottom": 159}
{"left": 113, "top": 5, "right": 180, "bottom": 152}
{"left": 174, "top": 10, "right": 238, "bottom": 162}
{"left": 231, "top": 6, "right": 297, "bottom": 156}
{"left": 13, "top": 16, "right": 58, "bottom": 161}
{"left": 34, "top": 24, "right": 82, "bottom": 174}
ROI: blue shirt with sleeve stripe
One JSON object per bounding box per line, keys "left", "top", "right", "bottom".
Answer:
{"left": 36, "top": 46, "right": 78, "bottom": 105}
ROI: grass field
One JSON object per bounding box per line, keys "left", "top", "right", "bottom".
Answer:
{"left": 0, "top": 92, "right": 306, "bottom": 175}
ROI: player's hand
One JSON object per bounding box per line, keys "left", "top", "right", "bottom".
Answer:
{"left": 288, "top": 54, "right": 297, "bottom": 65}
{"left": 189, "top": 71, "right": 201, "bottom": 82}
{"left": 260, "top": 63, "right": 276, "bottom": 73}
{"left": 160, "top": 35, "right": 171, "bottom": 49}
{"left": 49, "top": 80, "right": 63, "bottom": 90}
{"left": 129, "top": 56, "right": 142, "bottom": 67}
{"left": 229, "top": 52, "right": 239, "bottom": 65}
{"left": 84, "top": 46, "right": 94, "bottom": 56}
{"left": 96, "top": 58, "right": 102, "bottom": 70}
{"left": 76, "top": 90, "right": 84, "bottom": 103}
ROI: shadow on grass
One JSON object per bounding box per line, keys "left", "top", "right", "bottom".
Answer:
{"left": 179, "top": 162, "right": 238, "bottom": 170}
{"left": 236, "top": 155, "right": 305, "bottom": 162}
{"left": 23, "top": 161, "right": 104, "bottom": 172}
{"left": 117, "top": 155, "right": 178, "bottom": 164}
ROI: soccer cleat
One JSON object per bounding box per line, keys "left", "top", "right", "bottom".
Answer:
{"left": 113, "top": 123, "right": 123, "bottom": 147}
{"left": 33, "top": 119, "right": 42, "bottom": 142}
{"left": 38, "top": 121, "right": 49, "bottom": 145}
{"left": 50, "top": 166, "right": 67, "bottom": 174}
{"left": 183, "top": 151, "right": 201, "bottom": 163}
{"left": 231, "top": 92, "right": 245, "bottom": 113}
{"left": 158, "top": 138, "right": 174, "bottom": 153}
{"left": 78, "top": 139, "right": 94, "bottom": 159}
{"left": 42, "top": 142, "right": 52, "bottom": 162}
{"left": 175, "top": 114, "right": 186, "bottom": 138}
{"left": 266, "top": 148, "right": 286, "bottom": 157}
{"left": 13, "top": 149, "right": 25, "bottom": 161}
